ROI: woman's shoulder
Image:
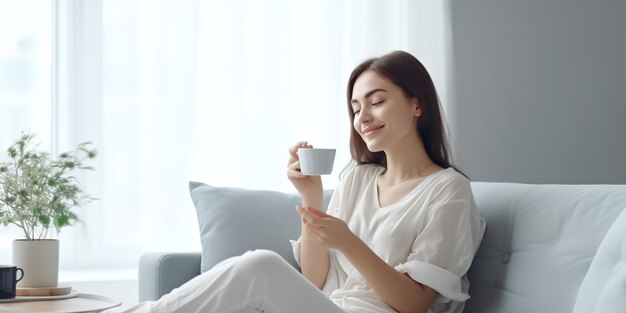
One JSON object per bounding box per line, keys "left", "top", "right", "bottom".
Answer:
{"left": 437, "top": 167, "right": 470, "bottom": 183}
{"left": 429, "top": 167, "right": 472, "bottom": 197}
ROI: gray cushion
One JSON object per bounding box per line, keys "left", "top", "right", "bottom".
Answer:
{"left": 464, "top": 183, "right": 626, "bottom": 313}
{"left": 189, "top": 182, "right": 332, "bottom": 273}
{"left": 572, "top": 207, "right": 626, "bottom": 313}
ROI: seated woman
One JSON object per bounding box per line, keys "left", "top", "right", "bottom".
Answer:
{"left": 107, "top": 50, "right": 485, "bottom": 313}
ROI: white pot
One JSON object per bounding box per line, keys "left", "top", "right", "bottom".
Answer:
{"left": 12, "top": 239, "right": 59, "bottom": 288}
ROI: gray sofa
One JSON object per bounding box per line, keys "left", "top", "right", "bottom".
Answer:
{"left": 138, "top": 182, "right": 626, "bottom": 313}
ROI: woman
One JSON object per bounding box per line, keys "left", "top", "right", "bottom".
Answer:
{"left": 109, "top": 51, "right": 484, "bottom": 313}
{"left": 287, "top": 50, "right": 485, "bottom": 313}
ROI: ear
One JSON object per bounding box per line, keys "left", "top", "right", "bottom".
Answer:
{"left": 412, "top": 98, "right": 421, "bottom": 117}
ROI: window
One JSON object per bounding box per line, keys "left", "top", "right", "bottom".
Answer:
{"left": 0, "top": 0, "right": 53, "bottom": 262}
{"left": 1, "top": 0, "right": 448, "bottom": 271}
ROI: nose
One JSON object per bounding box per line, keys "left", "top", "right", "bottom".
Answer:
{"left": 355, "top": 107, "right": 372, "bottom": 125}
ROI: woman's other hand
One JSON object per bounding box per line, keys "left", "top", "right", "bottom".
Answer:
{"left": 287, "top": 141, "right": 323, "bottom": 208}
{"left": 296, "top": 205, "right": 356, "bottom": 252}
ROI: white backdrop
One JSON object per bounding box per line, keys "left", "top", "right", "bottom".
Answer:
{"left": 0, "top": 0, "right": 450, "bottom": 271}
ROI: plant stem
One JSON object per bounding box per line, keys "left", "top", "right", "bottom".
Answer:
{"left": 12, "top": 221, "right": 30, "bottom": 239}
{"left": 13, "top": 149, "right": 35, "bottom": 240}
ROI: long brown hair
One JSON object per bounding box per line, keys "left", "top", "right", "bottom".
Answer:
{"left": 346, "top": 50, "right": 466, "bottom": 178}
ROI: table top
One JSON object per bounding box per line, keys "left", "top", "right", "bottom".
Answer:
{"left": 0, "top": 293, "right": 121, "bottom": 313}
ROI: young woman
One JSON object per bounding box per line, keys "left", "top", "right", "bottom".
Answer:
{"left": 108, "top": 51, "right": 484, "bottom": 313}
{"left": 287, "top": 50, "right": 485, "bottom": 313}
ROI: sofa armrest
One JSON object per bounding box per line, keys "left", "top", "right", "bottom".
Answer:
{"left": 138, "top": 252, "right": 202, "bottom": 302}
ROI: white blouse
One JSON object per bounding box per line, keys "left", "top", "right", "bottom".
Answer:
{"left": 291, "top": 164, "right": 486, "bottom": 313}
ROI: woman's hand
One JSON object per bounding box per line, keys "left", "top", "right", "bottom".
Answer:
{"left": 296, "top": 205, "right": 356, "bottom": 252}
{"left": 287, "top": 141, "right": 323, "bottom": 206}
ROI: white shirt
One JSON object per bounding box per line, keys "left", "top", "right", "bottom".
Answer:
{"left": 291, "top": 164, "right": 486, "bottom": 313}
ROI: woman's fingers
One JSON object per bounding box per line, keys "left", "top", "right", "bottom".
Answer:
{"left": 288, "top": 141, "right": 309, "bottom": 163}
{"left": 306, "top": 206, "right": 327, "bottom": 218}
{"left": 289, "top": 141, "right": 308, "bottom": 154}
{"left": 287, "top": 160, "right": 305, "bottom": 178}
{"left": 297, "top": 205, "right": 317, "bottom": 224}
{"left": 296, "top": 205, "right": 329, "bottom": 227}
{"left": 287, "top": 160, "right": 300, "bottom": 171}
{"left": 296, "top": 205, "right": 312, "bottom": 221}
{"left": 288, "top": 145, "right": 300, "bottom": 162}
{"left": 287, "top": 159, "right": 305, "bottom": 178}
{"left": 287, "top": 141, "right": 313, "bottom": 179}
{"left": 305, "top": 224, "right": 329, "bottom": 246}
{"left": 287, "top": 168, "right": 305, "bottom": 179}
{"left": 297, "top": 207, "right": 330, "bottom": 245}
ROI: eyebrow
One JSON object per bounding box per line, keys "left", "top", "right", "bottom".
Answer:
{"left": 351, "top": 88, "right": 388, "bottom": 105}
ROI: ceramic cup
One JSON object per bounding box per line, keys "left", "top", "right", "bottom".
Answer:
{"left": 0, "top": 265, "right": 24, "bottom": 299}
{"left": 297, "top": 148, "right": 336, "bottom": 175}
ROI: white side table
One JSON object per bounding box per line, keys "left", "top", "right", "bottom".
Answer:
{"left": 0, "top": 293, "right": 121, "bottom": 313}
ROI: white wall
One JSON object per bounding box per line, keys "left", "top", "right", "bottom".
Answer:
{"left": 446, "top": 0, "right": 626, "bottom": 183}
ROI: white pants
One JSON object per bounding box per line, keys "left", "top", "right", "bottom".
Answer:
{"left": 106, "top": 250, "right": 346, "bottom": 313}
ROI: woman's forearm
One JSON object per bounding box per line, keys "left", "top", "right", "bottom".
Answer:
{"left": 341, "top": 234, "right": 437, "bottom": 313}
{"left": 299, "top": 229, "right": 330, "bottom": 289}
{"left": 299, "top": 198, "right": 330, "bottom": 289}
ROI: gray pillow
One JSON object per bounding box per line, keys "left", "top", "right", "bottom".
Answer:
{"left": 189, "top": 181, "right": 332, "bottom": 273}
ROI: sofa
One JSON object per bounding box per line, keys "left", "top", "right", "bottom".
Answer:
{"left": 138, "top": 182, "right": 626, "bottom": 313}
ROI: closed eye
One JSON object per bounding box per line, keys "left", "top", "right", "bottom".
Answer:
{"left": 353, "top": 101, "right": 383, "bottom": 115}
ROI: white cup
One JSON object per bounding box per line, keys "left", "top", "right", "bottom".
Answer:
{"left": 297, "top": 148, "right": 336, "bottom": 175}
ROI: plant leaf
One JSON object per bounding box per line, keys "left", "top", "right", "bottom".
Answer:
{"left": 38, "top": 215, "right": 50, "bottom": 227}
{"left": 54, "top": 215, "right": 70, "bottom": 229}
{"left": 0, "top": 131, "right": 97, "bottom": 238}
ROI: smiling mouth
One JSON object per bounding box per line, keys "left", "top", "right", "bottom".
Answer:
{"left": 364, "top": 125, "right": 384, "bottom": 135}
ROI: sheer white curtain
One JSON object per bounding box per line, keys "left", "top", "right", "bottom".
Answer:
{"left": 0, "top": 0, "right": 53, "bottom": 262}
{"left": 1, "top": 0, "right": 450, "bottom": 270}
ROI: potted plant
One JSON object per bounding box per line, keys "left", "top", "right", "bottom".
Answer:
{"left": 0, "top": 132, "right": 96, "bottom": 288}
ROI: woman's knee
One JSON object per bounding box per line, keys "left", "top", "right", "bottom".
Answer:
{"left": 236, "top": 249, "right": 289, "bottom": 273}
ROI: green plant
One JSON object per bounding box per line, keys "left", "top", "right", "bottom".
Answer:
{"left": 0, "top": 132, "right": 97, "bottom": 240}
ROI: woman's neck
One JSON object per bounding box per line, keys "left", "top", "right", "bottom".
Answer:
{"left": 379, "top": 134, "right": 442, "bottom": 185}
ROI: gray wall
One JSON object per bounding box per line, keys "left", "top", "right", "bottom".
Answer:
{"left": 446, "top": 0, "right": 626, "bottom": 184}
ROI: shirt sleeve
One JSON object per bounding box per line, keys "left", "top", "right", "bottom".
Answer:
{"left": 394, "top": 180, "right": 485, "bottom": 303}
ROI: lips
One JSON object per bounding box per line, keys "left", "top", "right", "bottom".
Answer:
{"left": 362, "top": 125, "right": 384, "bottom": 136}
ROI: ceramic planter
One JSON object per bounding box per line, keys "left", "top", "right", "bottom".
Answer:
{"left": 12, "top": 239, "right": 59, "bottom": 287}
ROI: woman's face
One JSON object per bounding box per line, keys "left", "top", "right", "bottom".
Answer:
{"left": 351, "top": 70, "right": 421, "bottom": 152}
